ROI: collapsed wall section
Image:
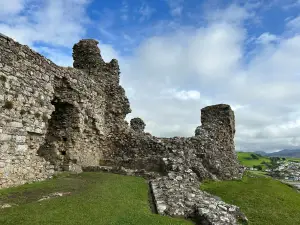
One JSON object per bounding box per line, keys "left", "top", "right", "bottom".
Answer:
{"left": 96, "top": 105, "right": 246, "bottom": 224}
{"left": 106, "top": 104, "right": 242, "bottom": 181}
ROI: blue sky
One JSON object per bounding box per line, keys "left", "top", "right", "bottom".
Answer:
{"left": 1, "top": 0, "right": 300, "bottom": 152}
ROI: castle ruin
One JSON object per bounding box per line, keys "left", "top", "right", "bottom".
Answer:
{"left": 0, "top": 33, "right": 246, "bottom": 224}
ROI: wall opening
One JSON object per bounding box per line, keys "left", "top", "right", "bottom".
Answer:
{"left": 38, "top": 97, "right": 80, "bottom": 171}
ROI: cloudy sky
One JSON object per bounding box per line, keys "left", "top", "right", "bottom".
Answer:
{"left": 1, "top": 0, "right": 300, "bottom": 152}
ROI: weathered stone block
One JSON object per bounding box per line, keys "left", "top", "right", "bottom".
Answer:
{"left": 8, "top": 122, "right": 23, "bottom": 128}
{"left": 16, "top": 144, "right": 28, "bottom": 152}
{"left": 0, "top": 134, "right": 12, "bottom": 141}
{"left": 15, "top": 135, "right": 26, "bottom": 143}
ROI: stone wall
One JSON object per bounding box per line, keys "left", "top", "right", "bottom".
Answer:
{"left": 0, "top": 32, "right": 242, "bottom": 186}
{"left": 106, "top": 104, "right": 242, "bottom": 182}
{"left": 0, "top": 33, "right": 246, "bottom": 224}
{"left": 0, "top": 34, "right": 130, "bottom": 188}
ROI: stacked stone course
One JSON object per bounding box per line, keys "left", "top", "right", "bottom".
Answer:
{"left": 0, "top": 34, "right": 130, "bottom": 187}
{"left": 0, "top": 33, "right": 246, "bottom": 224}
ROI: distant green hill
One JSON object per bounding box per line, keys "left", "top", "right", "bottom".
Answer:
{"left": 237, "top": 152, "right": 300, "bottom": 173}
{"left": 254, "top": 149, "right": 300, "bottom": 158}
{"left": 237, "top": 152, "right": 271, "bottom": 169}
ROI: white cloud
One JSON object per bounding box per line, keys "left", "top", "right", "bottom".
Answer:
{"left": 286, "top": 15, "right": 300, "bottom": 33}
{"left": 0, "top": 0, "right": 25, "bottom": 17}
{"left": 0, "top": 0, "right": 90, "bottom": 47}
{"left": 187, "top": 23, "right": 244, "bottom": 79}
{"left": 256, "top": 32, "right": 279, "bottom": 44}
{"left": 247, "top": 35, "right": 300, "bottom": 84}
{"left": 139, "top": 3, "right": 155, "bottom": 21}
{"left": 161, "top": 89, "right": 200, "bottom": 100}
{"left": 96, "top": 40, "right": 120, "bottom": 63}
{"left": 205, "top": 4, "right": 254, "bottom": 24}
{"left": 165, "top": 0, "right": 184, "bottom": 17}
{"left": 231, "top": 104, "right": 248, "bottom": 111}
{"left": 120, "top": 1, "right": 129, "bottom": 21}
{"left": 282, "top": 0, "right": 300, "bottom": 10}
{"left": 123, "top": 21, "right": 244, "bottom": 92}
{"left": 174, "top": 90, "right": 200, "bottom": 100}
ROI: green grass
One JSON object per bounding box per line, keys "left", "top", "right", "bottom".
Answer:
{"left": 201, "top": 171, "right": 300, "bottom": 225}
{"left": 0, "top": 172, "right": 193, "bottom": 225}
{"left": 237, "top": 152, "right": 300, "bottom": 169}
{"left": 246, "top": 170, "right": 268, "bottom": 177}
{"left": 286, "top": 157, "right": 300, "bottom": 162}
{"left": 237, "top": 152, "right": 270, "bottom": 169}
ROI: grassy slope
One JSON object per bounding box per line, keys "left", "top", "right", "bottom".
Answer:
{"left": 237, "top": 152, "right": 300, "bottom": 168}
{"left": 201, "top": 172, "right": 300, "bottom": 225}
{"left": 0, "top": 172, "right": 193, "bottom": 225}
{"left": 286, "top": 157, "right": 300, "bottom": 162}
{"left": 237, "top": 152, "right": 270, "bottom": 169}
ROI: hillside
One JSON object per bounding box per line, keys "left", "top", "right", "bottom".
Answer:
{"left": 268, "top": 149, "right": 300, "bottom": 158}
{"left": 201, "top": 172, "right": 300, "bottom": 225}
{"left": 237, "top": 152, "right": 271, "bottom": 169}
{"left": 254, "top": 149, "right": 300, "bottom": 158}
{"left": 237, "top": 152, "right": 300, "bottom": 170}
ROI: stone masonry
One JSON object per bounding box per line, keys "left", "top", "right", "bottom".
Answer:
{"left": 0, "top": 34, "right": 130, "bottom": 188}
{"left": 0, "top": 33, "right": 246, "bottom": 224}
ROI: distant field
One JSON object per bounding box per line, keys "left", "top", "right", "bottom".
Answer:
{"left": 237, "top": 152, "right": 270, "bottom": 169}
{"left": 237, "top": 152, "right": 300, "bottom": 169}
{"left": 247, "top": 170, "right": 268, "bottom": 177}
{"left": 201, "top": 171, "right": 300, "bottom": 225}
{"left": 0, "top": 172, "right": 193, "bottom": 225}
{"left": 286, "top": 157, "right": 300, "bottom": 162}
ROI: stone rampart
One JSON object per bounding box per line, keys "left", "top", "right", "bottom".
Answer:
{"left": 0, "top": 33, "right": 246, "bottom": 224}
